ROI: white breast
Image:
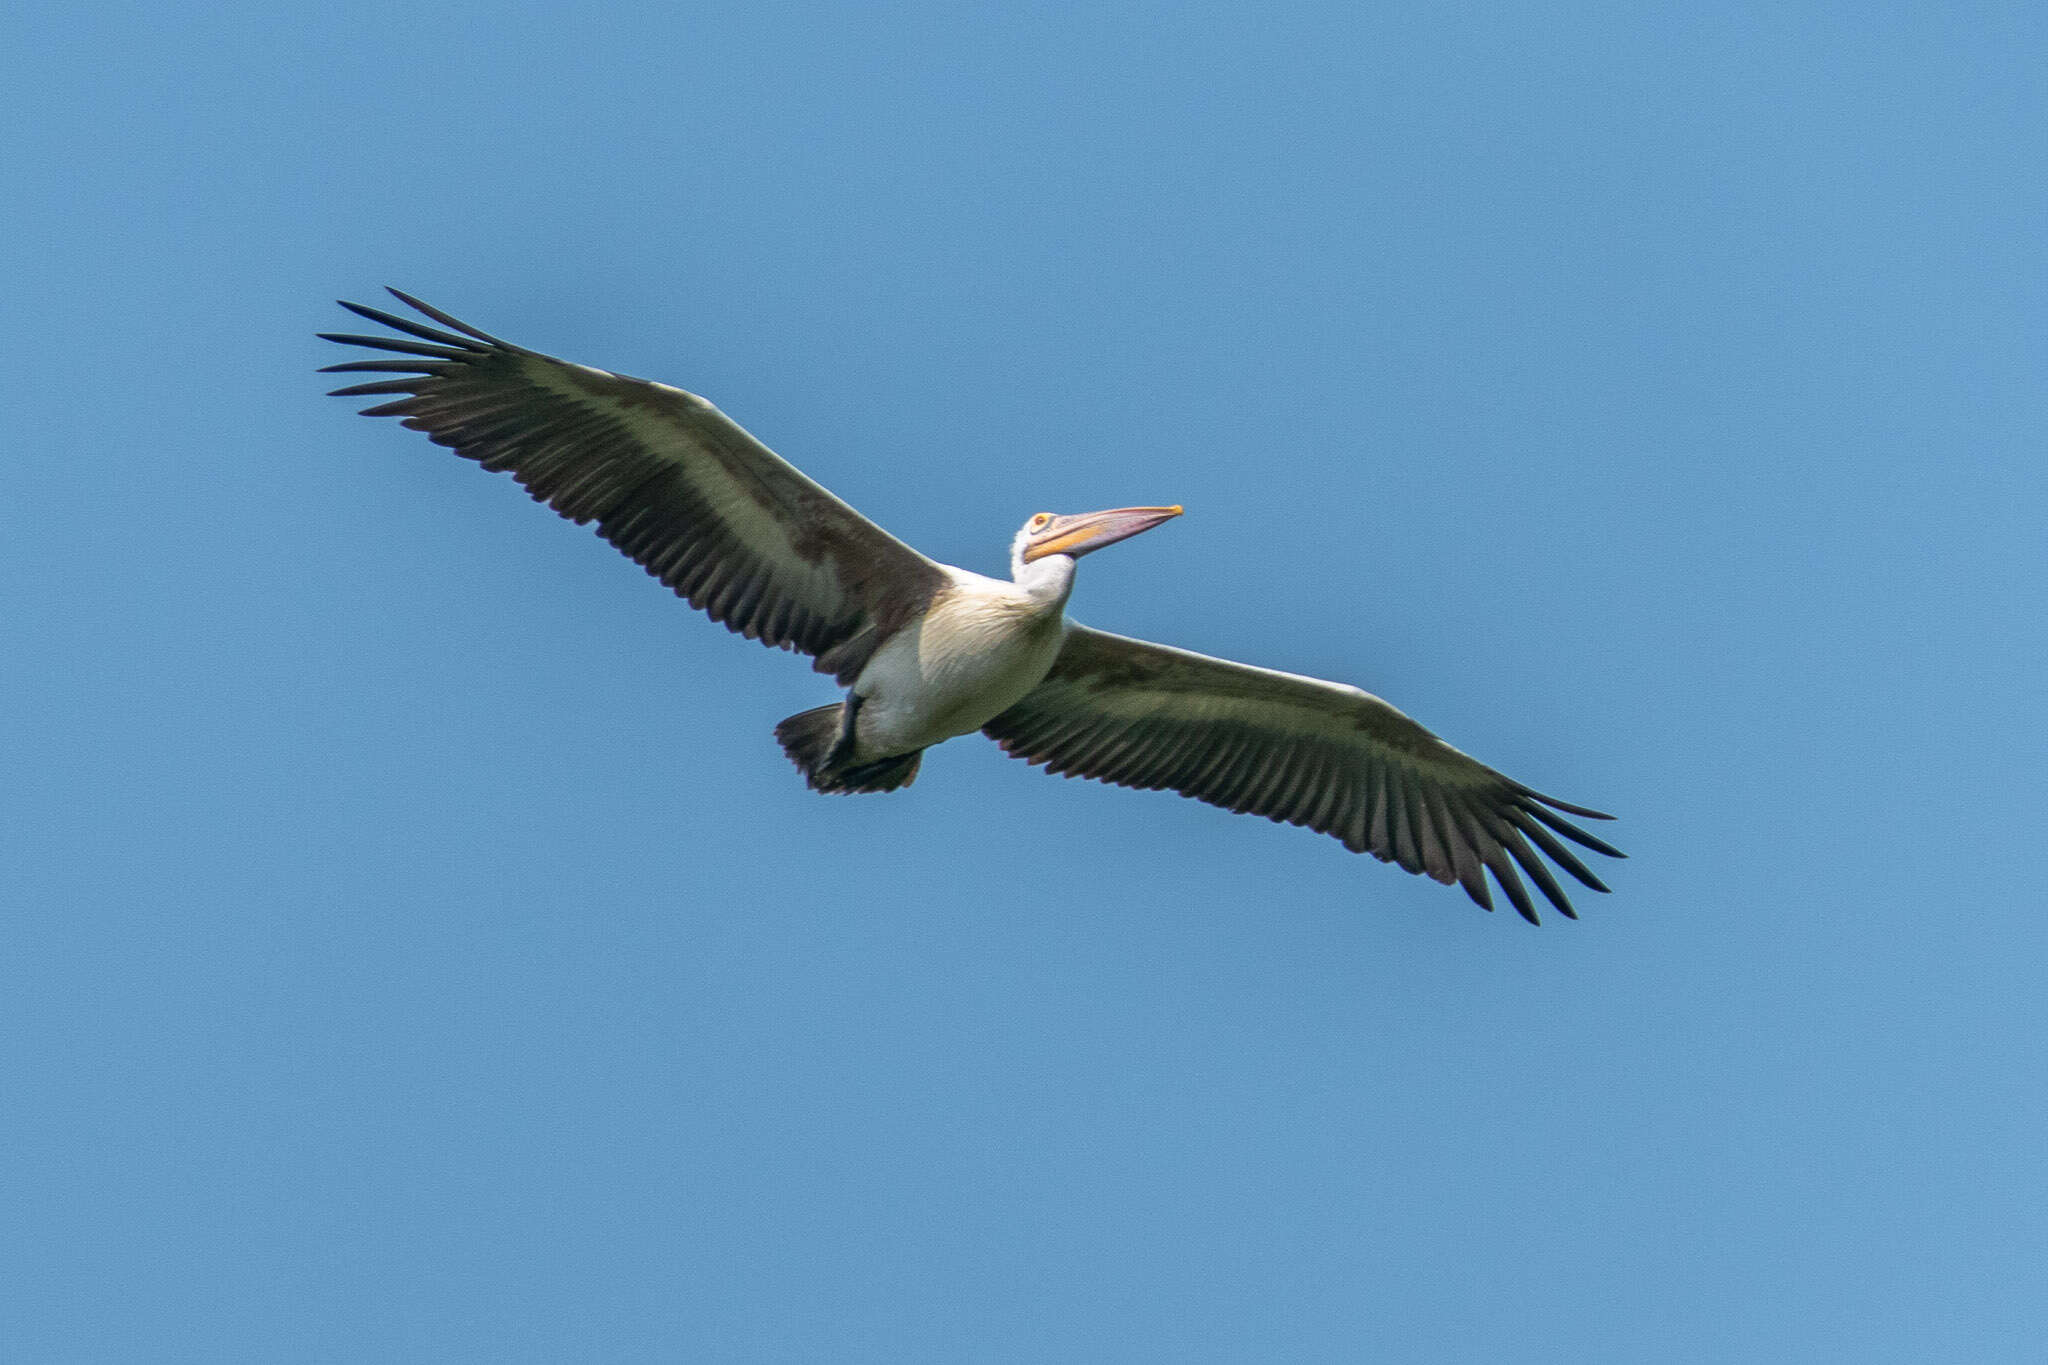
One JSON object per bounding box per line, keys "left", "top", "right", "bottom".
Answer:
{"left": 851, "top": 572, "right": 1068, "bottom": 755}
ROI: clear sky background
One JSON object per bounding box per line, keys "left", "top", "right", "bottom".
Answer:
{"left": 5, "top": 3, "right": 2043, "bottom": 1360}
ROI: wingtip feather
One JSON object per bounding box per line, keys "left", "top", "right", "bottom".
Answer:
{"left": 383, "top": 288, "right": 513, "bottom": 346}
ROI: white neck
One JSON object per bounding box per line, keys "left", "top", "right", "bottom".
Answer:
{"left": 1010, "top": 548, "right": 1077, "bottom": 608}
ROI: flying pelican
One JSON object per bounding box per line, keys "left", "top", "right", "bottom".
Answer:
{"left": 321, "top": 291, "right": 1621, "bottom": 923}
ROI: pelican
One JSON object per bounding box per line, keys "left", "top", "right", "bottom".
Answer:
{"left": 321, "top": 291, "right": 1622, "bottom": 923}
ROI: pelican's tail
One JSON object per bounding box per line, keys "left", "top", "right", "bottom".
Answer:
{"left": 774, "top": 704, "right": 923, "bottom": 794}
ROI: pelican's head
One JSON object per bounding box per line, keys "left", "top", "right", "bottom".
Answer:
{"left": 1014, "top": 505, "right": 1184, "bottom": 567}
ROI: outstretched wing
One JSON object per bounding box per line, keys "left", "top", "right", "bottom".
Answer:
{"left": 320, "top": 290, "right": 947, "bottom": 683}
{"left": 983, "top": 625, "right": 1622, "bottom": 923}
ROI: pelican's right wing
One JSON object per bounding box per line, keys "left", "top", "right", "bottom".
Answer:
{"left": 321, "top": 290, "right": 948, "bottom": 683}
{"left": 983, "top": 625, "right": 1622, "bottom": 923}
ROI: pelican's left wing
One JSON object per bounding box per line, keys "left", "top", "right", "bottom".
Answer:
{"left": 983, "top": 625, "right": 1622, "bottom": 923}
{"left": 321, "top": 290, "right": 947, "bottom": 683}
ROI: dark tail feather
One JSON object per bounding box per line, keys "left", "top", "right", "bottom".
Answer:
{"left": 774, "top": 705, "right": 923, "bottom": 794}
{"left": 775, "top": 704, "right": 844, "bottom": 777}
{"left": 820, "top": 750, "right": 923, "bottom": 794}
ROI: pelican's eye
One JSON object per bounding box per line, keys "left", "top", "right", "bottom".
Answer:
{"left": 1030, "top": 513, "right": 1053, "bottom": 532}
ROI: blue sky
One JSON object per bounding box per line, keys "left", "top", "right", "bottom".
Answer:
{"left": 5, "top": 2, "right": 2043, "bottom": 1359}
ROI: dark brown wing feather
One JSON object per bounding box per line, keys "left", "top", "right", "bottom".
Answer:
{"left": 320, "top": 290, "right": 946, "bottom": 682}
{"left": 983, "top": 625, "right": 1622, "bottom": 923}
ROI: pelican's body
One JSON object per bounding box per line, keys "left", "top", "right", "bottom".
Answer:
{"left": 774, "top": 509, "right": 1178, "bottom": 791}
{"left": 852, "top": 567, "right": 1069, "bottom": 757}
{"left": 322, "top": 291, "right": 1622, "bottom": 924}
